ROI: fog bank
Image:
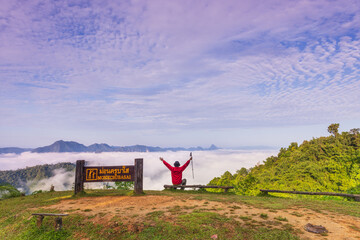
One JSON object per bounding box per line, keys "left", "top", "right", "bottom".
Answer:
{"left": 0, "top": 150, "right": 276, "bottom": 192}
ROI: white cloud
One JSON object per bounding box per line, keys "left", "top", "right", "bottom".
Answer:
{"left": 0, "top": 150, "right": 275, "bottom": 193}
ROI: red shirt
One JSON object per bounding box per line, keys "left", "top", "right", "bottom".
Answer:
{"left": 162, "top": 159, "right": 191, "bottom": 185}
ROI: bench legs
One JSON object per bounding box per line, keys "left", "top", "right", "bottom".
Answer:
{"left": 35, "top": 216, "right": 63, "bottom": 231}
{"left": 55, "top": 217, "right": 63, "bottom": 231}
{"left": 36, "top": 215, "right": 44, "bottom": 228}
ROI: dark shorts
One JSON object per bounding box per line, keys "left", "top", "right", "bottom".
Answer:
{"left": 181, "top": 179, "right": 187, "bottom": 185}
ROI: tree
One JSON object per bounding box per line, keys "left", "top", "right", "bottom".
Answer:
{"left": 349, "top": 128, "right": 360, "bottom": 148}
{"left": 328, "top": 123, "right": 340, "bottom": 136}
{"left": 236, "top": 168, "right": 248, "bottom": 176}
{"left": 350, "top": 128, "right": 360, "bottom": 135}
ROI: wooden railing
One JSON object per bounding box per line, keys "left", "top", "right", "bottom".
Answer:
{"left": 260, "top": 189, "right": 360, "bottom": 202}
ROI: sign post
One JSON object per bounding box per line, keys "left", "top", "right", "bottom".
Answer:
{"left": 74, "top": 160, "right": 85, "bottom": 194}
{"left": 74, "top": 158, "right": 143, "bottom": 195}
{"left": 134, "top": 158, "right": 143, "bottom": 194}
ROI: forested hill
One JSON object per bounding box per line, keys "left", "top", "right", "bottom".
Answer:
{"left": 0, "top": 162, "right": 75, "bottom": 191}
{"left": 209, "top": 124, "right": 360, "bottom": 196}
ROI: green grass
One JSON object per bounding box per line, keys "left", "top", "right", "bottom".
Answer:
{"left": 290, "top": 212, "right": 304, "bottom": 217}
{"left": 0, "top": 189, "right": 359, "bottom": 239}
{"left": 274, "top": 216, "right": 288, "bottom": 222}
{"left": 239, "top": 216, "right": 252, "bottom": 221}
{"left": 349, "top": 225, "right": 360, "bottom": 232}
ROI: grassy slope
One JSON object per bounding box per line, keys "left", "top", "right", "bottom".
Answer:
{"left": 1, "top": 189, "right": 359, "bottom": 240}
{"left": 209, "top": 128, "right": 360, "bottom": 197}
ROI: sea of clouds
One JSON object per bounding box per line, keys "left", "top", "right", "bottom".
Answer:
{"left": 0, "top": 150, "right": 276, "bottom": 193}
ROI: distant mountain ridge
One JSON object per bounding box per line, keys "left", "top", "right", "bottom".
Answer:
{"left": 0, "top": 140, "right": 220, "bottom": 154}
{"left": 0, "top": 147, "right": 33, "bottom": 154}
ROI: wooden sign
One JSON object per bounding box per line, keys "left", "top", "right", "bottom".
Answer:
{"left": 74, "top": 158, "right": 143, "bottom": 194}
{"left": 84, "top": 166, "right": 134, "bottom": 182}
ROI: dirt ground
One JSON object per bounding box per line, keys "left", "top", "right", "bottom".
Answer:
{"left": 43, "top": 195, "right": 360, "bottom": 240}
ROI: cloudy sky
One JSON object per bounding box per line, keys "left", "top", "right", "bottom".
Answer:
{"left": 1, "top": 0, "right": 360, "bottom": 149}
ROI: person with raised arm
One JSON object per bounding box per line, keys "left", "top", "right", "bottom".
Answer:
{"left": 160, "top": 156, "right": 192, "bottom": 188}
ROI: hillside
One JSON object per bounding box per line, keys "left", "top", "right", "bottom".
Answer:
{"left": 0, "top": 162, "right": 75, "bottom": 193}
{"left": 0, "top": 189, "right": 359, "bottom": 239}
{"left": 209, "top": 124, "right": 360, "bottom": 197}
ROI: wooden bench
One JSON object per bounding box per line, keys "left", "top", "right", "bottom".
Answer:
{"left": 164, "top": 185, "right": 234, "bottom": 192}
{"left": 260, "top": 189, "right": 360, "bottom": 202}
{"left": 32, "top": 213, "right": 69, "bottom": 230}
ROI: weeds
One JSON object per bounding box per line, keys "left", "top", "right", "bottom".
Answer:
{"left": 274, "top": 216, "right": 288, "bottom": 222}
{"left": 239, "top": 216, "right": 252, "bottom": 221}
{"left": 349, "top": 225, "right": 360, "bottom": 232}
{"left": 290, "top": 212, "right": 304, "bottom": 217}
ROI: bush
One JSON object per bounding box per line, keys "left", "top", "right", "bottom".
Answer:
{"left": 0, "top": 183, "right": 22, "bottom": 199}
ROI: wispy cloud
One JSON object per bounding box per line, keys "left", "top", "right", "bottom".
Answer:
{"left": 0, "top": 0, "right": 360, "bottom": 147}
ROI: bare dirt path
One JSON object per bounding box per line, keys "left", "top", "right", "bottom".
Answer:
{"left": 44, "top": 195, "right": 360, "bottom": 240}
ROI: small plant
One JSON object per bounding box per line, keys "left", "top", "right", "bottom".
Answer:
{"left": 239, "top": 216, "right": 252, "bottom": 221}
{"left": 260, "top": 213, "right": 268, "bottom": 219}
{"left": 83, "top": 209, "right": 92, "bottom": 212}
{"left": 274, "top": 216, "right": 288, "bottom": 222}
{"left": 350, "top": 225, "right": 360, "bottom": 232}
{"left": 229, "top": 205, "right": 241, "bottom": 209}
{"left": 282, "top": 223, "right": 295, "bottom": 233}
{"left": 146, "top": 211, "right": 164, "bottom": 219}
{"left": 290, "top": 212, "right": 304, "bottom": 217}
{"left": 168, "top": 205, "right": 182, "bottom": 213}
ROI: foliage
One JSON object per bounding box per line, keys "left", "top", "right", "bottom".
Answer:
{"left": 328, "top": 123, "right": 340, "bottom": 136}
{"left": 0, "top": 162, "right": 75, "bottom": 190}
{"left": 208, "top": 124, "right": 360, "bottom": 198}
{"left": 0, "top": 183, "right": 22, "bottom": 199}
{"left": 115, "top": 181, "right": 134, "bottom": 190}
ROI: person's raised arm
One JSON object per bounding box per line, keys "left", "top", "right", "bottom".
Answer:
{"left": 160, "top": 157, "right": 173, "bottom": 170}
{"left": 180, "top": 157, "right": 191, "bottom": 171}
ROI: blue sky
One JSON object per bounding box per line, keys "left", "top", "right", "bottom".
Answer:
{"left": 1, "top": 0, "right": 360, "bottom": 148}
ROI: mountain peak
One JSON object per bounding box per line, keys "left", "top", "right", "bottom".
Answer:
{"left": 209, "top": 144, "right": 219, "bottom": 150}
{"left": 32, "top": 140, "right": 88, "bottom": 153}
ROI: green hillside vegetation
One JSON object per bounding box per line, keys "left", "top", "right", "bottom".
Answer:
{"left": 0, "top": 162, "right": 75, "bottom": 191}
{"left": 209, "top": 124, "right": 360, "bottom": 198}
{"left": 0, "top": 183, "right": 22, "bottom": 199}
